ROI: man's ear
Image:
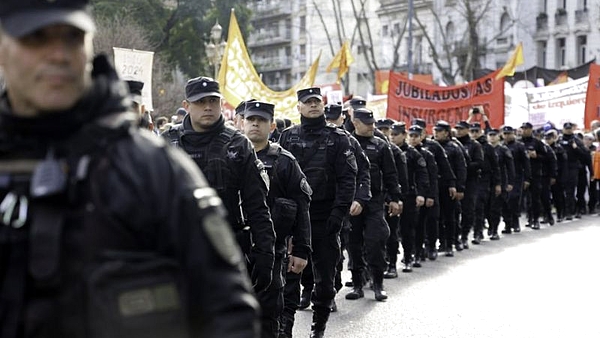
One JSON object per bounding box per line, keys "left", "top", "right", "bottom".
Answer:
{"left": 270, "top": 121, "right": 277, "bottom": 132}
{"left": 182, "top": 100, "right": 189, "bottom": 110}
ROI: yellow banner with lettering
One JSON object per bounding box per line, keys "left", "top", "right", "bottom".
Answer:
{"left": 218, "top": 10, "right": 320, "bottom": 121}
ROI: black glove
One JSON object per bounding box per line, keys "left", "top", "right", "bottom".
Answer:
{"left": 326, "top": 208, "right": 346, "bottom": 234}
{"left": 250, "top": 252, "right": 273, "bottom": 294}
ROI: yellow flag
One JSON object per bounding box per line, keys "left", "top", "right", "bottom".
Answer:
{"left": 218, "top": 10, "right": 320, "bottom": 121}
{"left": 326, "top": 40, "right": 354, "bottom": 83}
{"left": 496, "top": 42, "right": 524, "bottom": 79}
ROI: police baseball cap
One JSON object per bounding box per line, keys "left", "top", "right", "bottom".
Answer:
{"left": 176, "top": 107, "right": 187, "bottom": 116}
{"left": 125, "top": 80, "right": 144, "bottom": 105}
{"left": 544, "top": 129, "right": 557, "bottom": 138}
{"left": 469, "top": 122, "right": 482, "bottom": 131}
{"left": 501, "top": 125, "right": 515, "bottom": 133}
{"left": 390, "top": 123, "right": 406, "bottom": 134}
{"left": 455, "top": 121, "right": 470, "bottom": 129}
{"left": 563, "top": 122, "right": 574, "bottom": 129}
{"left": 376, "top": 119, "right": 394, "bottom": 129}
{"left": 412, "top": 118, "right": 427, "bottom": 128}
{"left": 349, "top": 96, "right": 367, "bottom": 109}
{"left": 408, "top": 125, "right": 423, "bottom": 135}
{"left": 185, "top": 77, "right": 223, "bottom": 102}
{"left": 487, "top": 128, "right": 500, "bottom": 135}
{"left": 521, "top": 122, "right": 533, "bottom": 129}
{"left": 353, "top": 108, "right": 376, "bottom": 124}
{"left": 434, "top": 120, "right": 451, "bottom": 132}
{"left": 235, "top": 99, "right": 256, "bottom": 116}
{"left": 244, "top": 101, "right": 275, "bottom": 121}
{"left": 0, "top": 0, "right": 95, "bottom": 38}
{"left": 325, "top": 104, "right": 343, "bottom": 120}
{"left": 297, "top": 87, "right": 322, "bottom": 103}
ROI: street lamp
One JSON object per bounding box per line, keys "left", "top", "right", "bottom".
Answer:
{"left": 205, "top": 21, "right": 227, "bottom": 79}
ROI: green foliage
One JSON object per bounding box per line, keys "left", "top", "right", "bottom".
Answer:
{"left": 91, "top": 0, "right": 253, "bottom": 78}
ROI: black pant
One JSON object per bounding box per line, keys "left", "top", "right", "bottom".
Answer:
{"left": 348, "top": 196, "right": 390, "bottom": 277}
{"left": 486, "top": 191, "right": 504, "bottom": 234}
{"left": 527, "top": 176, "right": 542, "bottom": 223}
{"left": 474, "top": 180, "right": 491, "bottom": 237}
{"left": 258, "top": 257, "right": 285, "bottom": 338}
{"left": 385, "top": 213, "right": 400, "bottom": 266}
{"left": 589, "top": 180, "right": 599, "bottom": 212}
{"left": 418, "top": 199, "right": 439, "bottom": 253}
{"left": 460, "top": 178, "right": 479, "bottom": 239}
{"left": 280, "top": 270, "right": 301, "bottom": 336}
{"left": 563, "top": 167, "right": 579, "bottom": 217}
{"left": 540, "top": 176, "right": 553, "bottom": 220}
{"left": 576, "top": 167, "right": 588, "bottom": 213}
{"left": 551, "top": 181, "right": 566, "bottom": 219}
{"left": 503, "top": 177, "right": 524, "bottom": 230}
{"left": 398, "top": 195, "right": 418, "bottom": 260}
{"left": 438, "top": 185, "right": 457, "bottom": 249}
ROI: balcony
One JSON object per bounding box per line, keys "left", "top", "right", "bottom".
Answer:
{"left": 555, "top": 8, "right": 567, "bottom": 26}
{"left": 574, "top": 8, "right": 590, "bottom": 32}
{"left": 254, "top": 56, "right": 293, "bottom": 72}
{"left": 247, "top": 29, "right": 292, "bottom": 48}
{"left": 536, "top": 13, "right": 548, "bottom": 31}
{"left": 575, "top": 8, "right": 588, "bottom": 21}
{"left": 249, "top": 1, "right": 292, "bottom": 20}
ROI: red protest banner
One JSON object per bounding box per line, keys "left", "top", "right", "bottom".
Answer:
{"left": 386, "top": 71, "right": 504, "bottom": 133}
{"left": 585, "top": 63, "right": 600, "bottom": 130}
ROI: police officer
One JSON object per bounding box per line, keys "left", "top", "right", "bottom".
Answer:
{"left": 520, "top": 122, "right": 547, "bottom": 229}
{"left": 487, "top": 129, "right": 515, "bottom": 239}
{"left": 242, "top": 101, "right": 312, "bottom": 338}
{"left": 545, "top": 129, "right": 566, "bottom": 222}
{"left": 0, "top": 1, "right": 260, "bottom": 337}
{"left": 388, "top": 123, "right": 428, "bottom": 272}
{"left": 413, "top": 118, "right": 457, "bottom": 259}
{"left": 539, "top": 129, "right": 558, "bottom": 226}
{"left": 163, "top": 77, "right": 276, "bottom": 296}
{"left": 407, "top": 125, "right": 438, "bottom": 265}
{"left": 346, "top": 108, "right": 402, "bottom": 301}
{"left": 324, "top": 103, "right": 371, "bottom": 303}
{"left": 469, "top": 122, "right": 501, "bottom": 242}
{"left": 433, "top": 121, "right": 467, "bottom": 256}
{"left": 559, "top": 122, "right": 588, "bottom": 220}
{"left": 501, "top": 126, "right": 531, "bottom": 233}
{"left": 376, "top": 118, "right": 395, "bottom": 140}
{"left": 454, "top": 119, "right": 483, "bottom": 248}
{"left": 279, "top": 87, "right": 357, "bottom": 338}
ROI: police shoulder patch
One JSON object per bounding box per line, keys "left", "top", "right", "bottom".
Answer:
{"left": 417, "top": 157, "right": 426, "bottom": 167}
{"left": 256, "top": 159, "right": 270, "bottom": 190}
{"left": 300, "top": 177, "right": 313, "bottom": 196}
{"left": 202, "top": 213, "right": 243, "bottom": 266}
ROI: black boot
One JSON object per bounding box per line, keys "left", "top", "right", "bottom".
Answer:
{"left": 278, "top": 315, "right": 294, "bottom": 338}
{"left": 345, "top": 270, "right": 364, "bottom": 300}
{"left": 383, "top": 265, "right": 398, "bottom": 279}
{"left": 299, "top": 288, "right": 312, "bottom": 310}
{"left": 402, "top": 255, "right": 413, "bottom": 273}
{"left": 309, "top": 306, "right": 330, "bottom": 338}
{"left": 371, "top": 270, "right": 388, "bottom": 301}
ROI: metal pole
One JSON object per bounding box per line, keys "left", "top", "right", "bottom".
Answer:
{"left": 407, "top": 0, "right": 414, "bottom": 80}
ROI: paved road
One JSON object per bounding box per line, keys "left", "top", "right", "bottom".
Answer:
{"left": 291, "top": 215, "right": 600, "bottom": 338}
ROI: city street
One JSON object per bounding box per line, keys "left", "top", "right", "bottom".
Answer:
{"left": 291, "top": 215, "right": 600, "bottom": 338}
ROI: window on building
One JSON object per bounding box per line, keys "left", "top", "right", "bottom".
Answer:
{"left": 556, "top": 38, "right": 566, "bottom": 67}
{"left": 538, "top": 40, "right": 547, "bottom": 67}
{"left": 577, "top": 35, "right": 587, "bottom": 64}
{"left": 542, "top": 0, "right": 548, "bottom": 12}
{"left": 382, "top": 25, "right": 389, "bottom": 37}
{"left": 558, "top": 0, "right": 566, "bottom": 9}
{"left": 578, "top": 0, "right": 588, "bottom": 9}
{"left": 415, "top": 36, "right": 423, "bottom": 64}
{"left": 299, "top": 16, "right": 306, "bottom": 32}
{"left": 393, "top": 23, "right": 400, "bottom": 36}
{"left": 299, "top": 44, "right": 306, "bottom": 60}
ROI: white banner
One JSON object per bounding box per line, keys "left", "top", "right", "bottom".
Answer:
{"left": 504, "top": 78, "right": 587, "bottom": 129}
{"left": 113, "top": 47, "right": 154, "bottom": 111}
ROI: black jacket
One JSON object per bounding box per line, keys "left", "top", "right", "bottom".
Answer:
{"left": 354, "top": 134, "right": 401, "bottom": 202}
{"left": 423, "top": 138, "right": 457, "bottom": 188}
{"left": 437, "top": 138, "right": 467, "bottom": 193}
{"left": 0, "top": 56, "right": 258, "bottom": 338}
{"left": 494, "top": 144, "right": 516, "bottom": 190}
{"left": 416, "top": 144, "right": 439, "bottom": 200}
{"left": 505, "top": 139, "right": 532, "bottom": 183}
{"left": 476, "top": 135, "right": 501, "bottom": 187}
{"left": 457, "top": 134, "right": 483, "bottom": 179}
{"left": 399, "top": 142, "right": 430, "bottom": 198}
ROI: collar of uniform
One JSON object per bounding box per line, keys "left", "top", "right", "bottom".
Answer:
{"left": 300, "top": 114, "right": 326, "bottom": 131}
{"left": 183, "top": 113, "right": 225, "bottom": 135}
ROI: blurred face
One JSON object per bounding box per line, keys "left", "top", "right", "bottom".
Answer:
{"left": 183, "top": 96, "right": 223, "bottom": 132}
{"left": 378, "top": 127, "right": 391, "bottom": 139}
{"left": 434, "top": 129, "right": 448, "bottom": 141}
{"left": 0, "top": 24, "right": 93, "bottom": 117}
{"left": 469, "top": 129, "right": 482, "bottom": 140}
{"left": 297, "top": 97, "right": 324, "bottom": 118}
{"left": 584, "top": 137, "right": 593, "bottom": 147}
{"left": 408, "top": 133, "right": 421, "bottom": 147}
{"left": 487, "top": 133, "right": 500, "bottom": 145}
{"left": 390, "top": 131, "right": 406, "bottom": 146}
{"left": 545, "top": 134, "right": 556, "bottom": 145}
{"left": 521, "top": 127, "right": 532, "bottom": 137}
{"left": 353, "top": 118, "right": 374, "bottom": 137}
{"left": 563, "top": 127, "right": 573, "bottom": 135}
{"left": 455, "top": 127, "right": 469, "bottom": 138}
{"left": 243, "top": 115, "right": 273, "bottom": 145}
{"left": 503, "top": 132, "right": 515, "bottom": 142}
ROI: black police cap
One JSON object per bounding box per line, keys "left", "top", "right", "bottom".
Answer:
{"left": 125, "top": 80, "right": 144, "bottom": 104}
{"left": 235, "top": 99, "right": 257, "bottom": 116}
{"left": 433, "top": 120, "right": 451, "bottom": 131}
{"left": 390, "top": 123, "right": 406, "bottom": 134}
{"left": 244, "top": 101, "right": 275, "bottom": 121}
{"left": 185, "top": 77, "right": 222, "bottom": 102}
{"left": 487, "top": 128, "right": 500, "bottom": 135}
{"left": 412, "top": 118, "right": 426, "bottom": 128}
{"left": 297, "top": 87, "right": 322, "bottom": 103}
{"left": 563, "top": 122, "right": 574, "bottom": 129}
{"left": 353, "top": 108, "right": 376, "bottom": 124}
{"left": 0, "top": 0, "right": 95, "bottom": 38}
{"left": 501, "top": 125, "right": 515, "bottom": 133}
{"left": 469, "top": 122, "right": 481, "bottom": 131}
{"left": 325, "top": 104, "right": 343, "bottom": 120}
{"left": 349, "top": 96, "right": 367, "bottom": 109}
{"left": 521, "top": 122, "right": 533, "bottom": 129}
{"left": 455, "top": 121, "right": 470, "bottom": 129}
{"left": 408, "top": 125, "right": 423, "bottom": 135}
{"left": 175, "top": 107, "right": 187, "bottom": 116}
{"left": 376, "top": 119, "right": 394, "bottom": 129}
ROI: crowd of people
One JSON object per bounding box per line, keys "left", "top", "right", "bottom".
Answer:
{"left": 2, "top": 1, "right": 600, "bottom": 338}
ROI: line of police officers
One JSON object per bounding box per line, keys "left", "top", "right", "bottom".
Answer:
{"left": 163, "top": 76, "right": 597, "bottom": 338}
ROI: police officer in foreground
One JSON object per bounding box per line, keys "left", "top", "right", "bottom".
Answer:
{"left": 163, "top": 77, "right": 276, "bottom": 297}
{"left": 0, "top": 1, "right": 259, "bottom": 337}
{"left": 242, "top": 102, "right": 312, "bottom": 338}
{"left": 560, "top": 122, "right": 588, "bottom": 220}
{"left": 346, "top": 109, "right": 402, "bottom": 301}
{"left": 520, "top": 122, "right": 547, "bottom": 229}
{"left": 487, "top": 129, "right": 515, "bottom": 239}
{"left": 279, "top": 88, "right": 357, "bottom": 338}
{"left": 545, "top": 129, "right": 566, "bottom": 223}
